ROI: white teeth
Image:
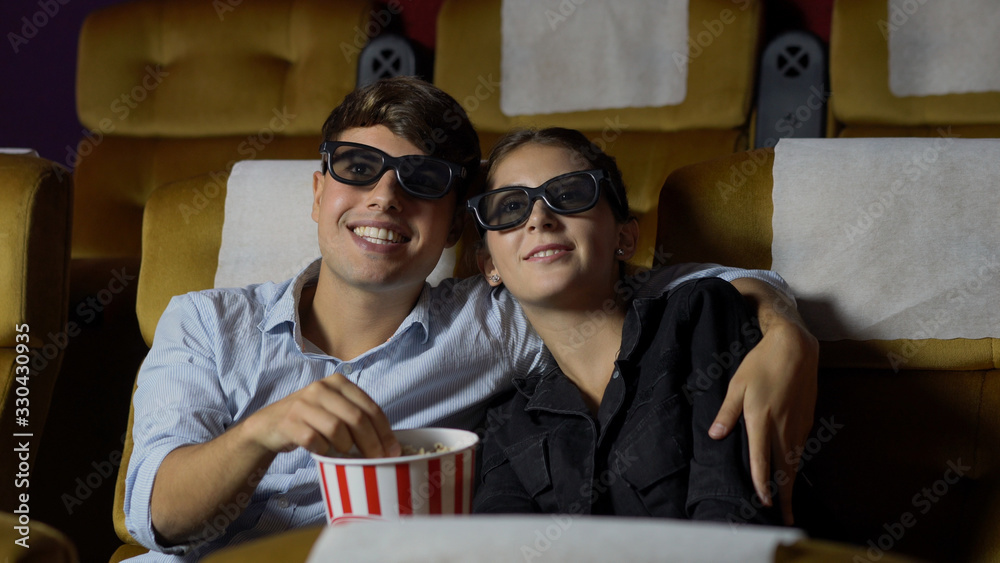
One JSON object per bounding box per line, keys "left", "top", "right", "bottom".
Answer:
{"left": 529, "top": 249, "right": 564, "bottom": 259}
{"left": 353, "top": 226, "right": 404, "bottom": 244}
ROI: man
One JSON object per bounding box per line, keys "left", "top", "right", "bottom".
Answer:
{"left": 125, "top": 77, "right": 817, "bottom": 560}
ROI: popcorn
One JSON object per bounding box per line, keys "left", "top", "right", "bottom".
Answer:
{"left": 400, "top": 442, "right": 450, "bottom": 456}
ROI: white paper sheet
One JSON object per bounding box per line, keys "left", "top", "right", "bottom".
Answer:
{"left": 216, "top": 161, "right": 456, "bottom": 289}
{"left": 500, "top": 0, "right": 689, "bottom": 115}
{"left": 888, "top": 0, "right": 1000, "bottom": 97}
{"left": 215, "top": 160, "right": 322, "bottom": 288}
{"left": 771, "top": 138, "right": 1000, "bottom": 341}
{"left": 306, "top": 515, "right": 805, "bottom": 563}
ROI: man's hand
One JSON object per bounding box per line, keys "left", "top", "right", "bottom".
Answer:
{"left": 152, "top": 373, "right": 399, "bottom": 545}
{"left": 715, "top": 278, "right": 819, "bottom": 525}
{"left": 244, "top": 373, "right": 401, "bottom": 458}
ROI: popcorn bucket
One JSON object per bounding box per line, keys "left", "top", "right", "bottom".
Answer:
{"left": 311, "top": 428, "right": 479, "bottom": 525}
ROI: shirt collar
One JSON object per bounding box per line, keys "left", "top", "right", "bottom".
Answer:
{"left": 395, "top": 283, "right": 432, "bottom": 344}
{"left": 257, "top": 258, "right": 433, "bottom": 345}
{"left": 259, "top": 258, "right": 321, "bottom": 334}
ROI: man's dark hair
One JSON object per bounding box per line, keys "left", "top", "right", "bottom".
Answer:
{"left": 321, "top": 76, "right": 481, "bottom": 201}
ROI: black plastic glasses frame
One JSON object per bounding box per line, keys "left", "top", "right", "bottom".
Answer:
{"left": 466, "top": 169, "right": 612, "bottom": 231}
{"left": 319, "top": 141, "right": 467, "bottom": 200}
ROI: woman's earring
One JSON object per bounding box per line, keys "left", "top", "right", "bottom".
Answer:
{"left": 615, "top": 249, "right": 625, "bottom": 256}
{"left": 489, "top": 274, "right": 501, "bottom": 283}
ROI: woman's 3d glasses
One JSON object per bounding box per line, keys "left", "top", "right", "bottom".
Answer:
{"left": 467, "top": 169, "right": 614, "bottom": 231}
{"left": 320, "top": 141, "right": 466, "bottom": 199}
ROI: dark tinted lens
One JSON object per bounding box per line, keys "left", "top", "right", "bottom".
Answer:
{"left": 481, "top": 189, "right": 531, "bottom": 227}
{"left": 330, "top": 147, "right": 384, "bottom": 183}
{"left": 396, "top": 157, "right": 452, "bottom": 196}
{"left": 547, "top": 174, "right": 597, "bottom": 211}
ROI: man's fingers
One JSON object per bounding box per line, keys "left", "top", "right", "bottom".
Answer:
{"left": 320, "top": 375, "right": 400, "bottom": 457}
{"left": 710, "top": 376, "right": 747, "bottom": 440}
{"left": 746, "top": 413, "right": 773, "bottom": 507}
{"left": 310, "top": 391, "right": 388, "bottom": 457}
{"left": 288, "top": 403, "right": 340, "bottom": 454}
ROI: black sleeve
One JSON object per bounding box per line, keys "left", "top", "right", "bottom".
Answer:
{"left": 675, "top": 279, "right": 782, "bottom": 525}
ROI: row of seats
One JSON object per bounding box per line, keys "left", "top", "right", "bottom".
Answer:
{"left": 2, "top": 0, "right": 997, "bottom": 561}
{"left": 70, "top": 0, "right": 1000, "bottom": 272}
{"left": 8, "top": 138, "right": 998, "bottom": 563}
{"left": 127, "top": 142, "right": 1000, "bottom": 563}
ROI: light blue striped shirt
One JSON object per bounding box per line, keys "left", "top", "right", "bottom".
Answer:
{"left": 125, "top": 259, "right": 790, "bottom": 560}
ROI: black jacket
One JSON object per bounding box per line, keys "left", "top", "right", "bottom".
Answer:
{"left": 473, "top": 278, "right": 781, "bottom": 525}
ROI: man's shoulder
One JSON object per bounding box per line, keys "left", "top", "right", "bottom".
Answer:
{"left": 164, "top": 279, "right": 291, "bottom": 327}
{"left": 424, "top": 276, "right": 494, "bottom": 315}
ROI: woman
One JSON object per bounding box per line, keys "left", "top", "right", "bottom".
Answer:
{"left": 468, "top": 127, "right": 781, "bottom": 524}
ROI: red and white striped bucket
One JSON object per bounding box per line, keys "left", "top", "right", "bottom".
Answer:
{"left": 312, "top": 428, "right": 479, "bottom": 525}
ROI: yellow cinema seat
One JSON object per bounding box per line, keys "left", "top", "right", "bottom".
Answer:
{"left": 108, "top": 170, "right": 231, "bottom": 560}
{"left": 0, "top": 154, "right": 72, "bottom": 513}
{"left": 60, "top": 2, "right": 373, "bottom": 560}
{"left": 0, "top": 511, "right": 78, "bottom": 563}
{"left": 829, "top": 0, "right": 1000, "bottom": 138}
{"left": 658, "top": 149, "right": 1000, "bottom": 563}
{"left": 73, "top": 0, "right": 371, "bottom": 261}
{"left": 435, "top": 0, "right": 764, "bottom": 269}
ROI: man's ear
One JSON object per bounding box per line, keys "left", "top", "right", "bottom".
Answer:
{"left": 311, "top": 171, "right": 325, "bottom": 223}
{"left": 617, "top": 217, "right": 640, "bottom": 261}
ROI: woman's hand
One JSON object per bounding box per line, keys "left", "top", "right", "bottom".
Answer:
{"left": 715, "top": 279, "right": 819, "bottom": 525}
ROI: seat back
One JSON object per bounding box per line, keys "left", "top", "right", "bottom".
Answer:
{"left": 435, "top": 0, "right": 764, "bottom": 268}
{"left": 0, "top": 154, "right": 72, "bottom": 512}
{"left": 111, "top": 170, "right": 229, "bottom": 545}
{"left": 830, "top": 0, "right": 1000, "bottom": 138}
{"left": 73, "top": 0, "right": 371, "bottom": 260}
{"left": 657, "top": 146, "right": 1000, "bottom": 563}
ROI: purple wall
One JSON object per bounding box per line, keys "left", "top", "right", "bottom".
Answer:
{"left": 0, "top": 0, "right": 131, "bottom": 167}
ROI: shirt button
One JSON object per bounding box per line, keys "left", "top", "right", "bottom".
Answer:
{"left": 612, "top": 370, "right": 620, "bottom": 379}
{"left": 341, "top": 364, "right": 353, "bottom": 375}
{"left": 276, "top": 496, "right": 289, "bottom": 509}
